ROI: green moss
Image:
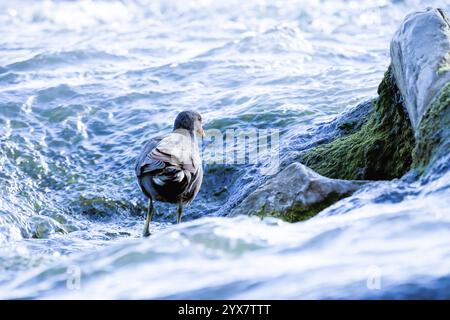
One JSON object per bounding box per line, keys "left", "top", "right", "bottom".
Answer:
{"left": 412, "top": 83, "right": 450, "bottom": 170}
{"left": 437, "top": 53, "right": 450, "bottom": 75}
{"left": 76, "top": 195, "right": 143, "bottom": 218}
{"left": 337, "top": 119, "right": 359, "bottom": 133}
{"left": 301, "top": 67, "right": 415, "bottom": 180}
{"left": 252, "top": 192, "right": 349, "bottom": 223}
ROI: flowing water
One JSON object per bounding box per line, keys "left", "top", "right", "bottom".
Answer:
{"left": 1, "top": 0, "right": 450, "bottom": 299}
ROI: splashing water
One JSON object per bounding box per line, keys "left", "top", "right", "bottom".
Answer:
{"left": 1, "top": 0, "right": 450, "bottom": 299}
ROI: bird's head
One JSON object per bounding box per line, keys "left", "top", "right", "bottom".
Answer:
{"left": 173, "top": 110, "right": 205, "bottom": 138}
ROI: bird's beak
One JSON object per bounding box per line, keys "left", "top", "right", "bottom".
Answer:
{"left": 200, "top": 127, "right": 206, "bottom": 137}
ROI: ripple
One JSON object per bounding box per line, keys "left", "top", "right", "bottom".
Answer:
{"left": 6, "top": 50, "right": 127, "bottom": 71}
{"left": 235, "top": 25, "right": 313, "bottom": 54}
{"left": 0, "top": 72, "right": 22, "bottom": 84}
{"left": 196, "top": 25, "right": 313, "bottom": 59}
{"left": 35, "top": 84, "right": 78, "bottom": 104}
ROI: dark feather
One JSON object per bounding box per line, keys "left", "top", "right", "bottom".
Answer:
{"left": 135, "top": 132, "right": 203, "bottom": 204}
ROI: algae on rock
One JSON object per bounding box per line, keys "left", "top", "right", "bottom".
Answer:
{"left": 412, "top": 83, "right": 450, "bottom": 171}
{"left": 253, "top": 191, "right": 350, "bottom": 223}
{"left": 231, "top": 9, "right": 450, "bottom": 224}
{"left": 230, "top": 162, "right": 366, "bottom": 222}
{"left": 301, "top": 67, "right": 415, "bottom": 180}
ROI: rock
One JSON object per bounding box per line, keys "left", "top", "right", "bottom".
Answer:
{"left": 390, "top": 8, "right": 450, "bottom": 132}
{"left": 301, "top": 8, "right": 450, "bottom": 180}
{"left": 231, "top": 8, "right": 450, "bottom": 221}
{"left": 301, "top": 67, "right": 415, "bottom": 180}
{"left": 390, "top": 8, "right": 450, "bottom": 173}
{"left": 28, "top": 215, "right": 67, "bottom": 239}
{"left": 230, "top": 162, "right": 366, "bottom": 221}
{"left": 75, "top": 195, "right": 143, "bottom": 220}
{"left": 334, "top": 99, "right": 373, "bottom": 135}
{"left": 412, "top": 81, "right": 450, "bottom": 171}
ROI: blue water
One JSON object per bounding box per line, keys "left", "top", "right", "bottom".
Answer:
{"left": 1, "top": 0, "right": 450, "bottom": 299}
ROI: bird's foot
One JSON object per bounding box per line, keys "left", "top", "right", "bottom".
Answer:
{"left": 142, "top": 229, "right": 151, "bottom": 237}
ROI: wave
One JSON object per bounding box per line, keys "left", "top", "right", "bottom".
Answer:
{"left": 5, "top": 50, "right": 127, "bottom": 71}
{"left": 3, "top": 192, "right": 450, "bottom": 299}
{"left": 195, "top": 25, "right": 313, "bottom": 59}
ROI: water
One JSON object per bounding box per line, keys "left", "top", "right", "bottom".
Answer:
{"left": 1, "top": 0, "right": 450, "bottom": 299}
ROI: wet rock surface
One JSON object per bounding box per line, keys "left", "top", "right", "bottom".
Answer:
{"left": 301, "top": 8, "right": 450, "bottom": 181}
{"left": 390, "top": 8, "right": 450, "bottom": 131}
{"left": 301, "top": 67, "right": 415, "bottom": 181}
{"left": 230, "top": 162, "right": 367, "bottom": 221}
{"left": 233, "top": 8, "right": 450, "bottom": 221}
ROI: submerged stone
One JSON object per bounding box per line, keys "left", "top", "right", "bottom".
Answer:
{"left": 76, "top": 195, "right": 143, "bottom": 220}
{"left": 29, "top": 215, "right": 67, "bottom": 239}
{"left": 230, "top": 162, "right": 366, "bottom": 222}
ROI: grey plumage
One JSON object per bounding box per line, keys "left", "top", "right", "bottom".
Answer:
{"left": 135, "top": 111, "right": 204, "bottom": 236}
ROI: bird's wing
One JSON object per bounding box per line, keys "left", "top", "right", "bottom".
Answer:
{"left": 136, "top": 132, "right": 203, "bottom": 199}
{"left": 184, "top": 164, "right": 203, "bottom": 204}
{"left": 135, "top": 135, "right": 167, "bottom": 177}
{"left": 136, "top": 132, "right": 194, "bottom": 176}
{"left": 148, "top": 132, "right": 201, "bottom": 171}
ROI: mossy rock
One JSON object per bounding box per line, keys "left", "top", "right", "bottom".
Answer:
{"left": 231, "top": 162, "right": 366, "bottom": 222}
{"left": 252, "top": 191, "right": 350, "bottom": 223}
{"left": 75, "top": 195, "right": 143, "bottom": 219}
{"left": 29, "top": 215, "right": 67, "bottom": 239}
{"left": 301, "top": 67, "right": 415, "bottom": 180}
{"left": 412, "top": 82, "right": 450, "bottom": 170}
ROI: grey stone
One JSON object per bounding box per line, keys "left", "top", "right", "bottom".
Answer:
{"left": 230, "top": 162, "right": 366, "bottom": 218}
{"left": 390, "top": 8, "right": 450, "bottom": 132}
{"left": 231, "top": 9, "right": 450, "bottom": 220}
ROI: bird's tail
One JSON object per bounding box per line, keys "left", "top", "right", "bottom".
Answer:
{"left": 152, "top": 166, "right": 189, "bottom": 186}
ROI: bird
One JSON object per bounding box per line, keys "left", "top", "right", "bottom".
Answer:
{"left": 135, "top": 110, "right": 204, "bottom": 237}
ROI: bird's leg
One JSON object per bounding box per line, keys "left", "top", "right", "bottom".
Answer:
{"left": 143, "top": 198, "right": 153, "bottom": 237}
{"left": 177, "top": 195, "right": 183, "bottom": 224}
